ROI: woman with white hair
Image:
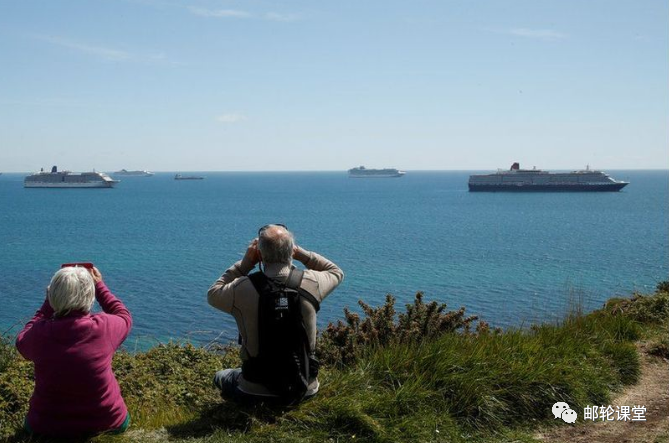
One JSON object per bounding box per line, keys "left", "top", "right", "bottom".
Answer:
{"left": 16, "top": 265, "right": 132, "bottom": 437}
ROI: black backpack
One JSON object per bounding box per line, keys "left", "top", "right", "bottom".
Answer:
{"left": 243, "top": 268, "right": 320, "bottom": 402}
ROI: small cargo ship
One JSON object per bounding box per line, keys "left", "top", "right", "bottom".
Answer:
{"left": 113, "top": 169, "right": 154, "bottom": 177}
{"left": 468, "top": 163, "right": 629, "bottom": 192}
{"left": 348, "top": 166, "right": 405, "bottom": 178}
{"left": 24, "top": 166, "right": 118, "bottom": 188}
{"left": 174, "top": 174, "right": 204, "bottom": 180}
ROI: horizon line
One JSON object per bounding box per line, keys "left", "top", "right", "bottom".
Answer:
{"left": 1, "top": 168, "right": 668, "bottom": 174}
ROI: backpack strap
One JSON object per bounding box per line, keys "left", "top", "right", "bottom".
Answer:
{"left": 284, "top": 268, "right": 303, "bottom": 289}
{"left": 284, "top": 268, "right": 321, "bottom": 313}
{"left": 248, "top": 271, "right": 271, "bottom": 295}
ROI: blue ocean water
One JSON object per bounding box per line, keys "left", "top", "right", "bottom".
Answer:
{"left": 1, "top": 171, "right": 667, "bottom": 348}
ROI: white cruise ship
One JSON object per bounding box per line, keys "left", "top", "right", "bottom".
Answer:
{"left": 348, "top": 166, "right": 405, "bottom": 178}
{"left": 24, "top": 166, "right": 118, "bottom": 188}
{"left": 113, "top": 169, "right": 154, "bottom": 177}
{"left": 468, "top": 163, "right": 628, "bottom": 192}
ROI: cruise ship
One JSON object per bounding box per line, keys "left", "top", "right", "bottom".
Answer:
{"left": 113, "top": 169, "right": 154, "bottom": 177}
{"left": 348, "top": 166, "right": 406, "bottom": 178}
{"left": 24, "top": 166, "right": 118, "bottom": 188}
{"left": 468, "top": 163, "right": 629, "bottom": 192}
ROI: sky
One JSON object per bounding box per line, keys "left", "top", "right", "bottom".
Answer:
{"left": 0, "top": 0, "right": 667, "bottom": 172}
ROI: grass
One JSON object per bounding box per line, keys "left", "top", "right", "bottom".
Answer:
{"left": 0, "top": 285, "right": 667, "bottom": 443}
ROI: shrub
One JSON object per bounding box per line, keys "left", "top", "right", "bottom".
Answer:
{"left": 317, "top": 293, "right": 478, "bottom": 366}
{"left": 0, "top": 335, "right": 13, "bottom": 374}
{"left": 648, "top": 336, "right": 669, "bottom": 358}
{"left": 0, "top": 345, "right": 33, "bottom": 439}
{"left": 113, "top": 343, "right": 238, "bottom": 427}
{"left": 605, "top": 291, "right": 669, "bottom": 325}
{"left": 646, "top": 318, "right": 669, "bottom": 359}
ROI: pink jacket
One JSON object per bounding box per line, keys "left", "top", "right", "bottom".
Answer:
{"left": 15, "top": 281, "right": 132, "bottom": 436}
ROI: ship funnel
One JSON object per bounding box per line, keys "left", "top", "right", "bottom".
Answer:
{"left": 510, "top": 162, "right": 520, "bottom": 171}
{"left": 51, "top": 166, "right": 57, "bottom": 173}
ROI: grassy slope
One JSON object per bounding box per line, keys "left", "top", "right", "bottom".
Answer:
{"left": 1, "top": 288, "right": 667, "bottom": 443}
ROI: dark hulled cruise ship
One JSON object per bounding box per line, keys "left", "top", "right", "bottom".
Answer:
{"left": 468, "top": 163, "right": 628, "bottom": 192}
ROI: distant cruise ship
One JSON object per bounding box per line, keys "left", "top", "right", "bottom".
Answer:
{"left": 468, "top": 163, "right": 629, "bottom": 192}
{"left": 348, "top": 166, "right": 406, "bottom": 178}
{"left": 24, "top": 166, "right": 118, "bottom": 188}
{"left": 113, "top": 169, "right": 154, "bottom": 177}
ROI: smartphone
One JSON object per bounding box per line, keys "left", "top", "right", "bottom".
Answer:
{"left": 61, "top": 262, "right": 94, "bottom": 269}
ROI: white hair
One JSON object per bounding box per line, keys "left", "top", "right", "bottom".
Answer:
{"left": 258, "top": 225, "right": 294, "bottom": 265}
{"left": 47, "top": 267, "right": 95, "bottom": 317}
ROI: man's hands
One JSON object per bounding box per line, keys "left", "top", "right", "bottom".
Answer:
{"left": 292, "top": 245, "right": 310, "bottom": 263}
{"left": 241, "top": 238, "right": 261, "bottom": 269}
{"left": 89, "top": 266, "right": 103, "bottom": 284}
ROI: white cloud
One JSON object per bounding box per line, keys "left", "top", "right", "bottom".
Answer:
{"left": 507, "top": 28, "right": 567, "bottom": 41}
{"left": 189, "top": 7, "right": 251, "bottom": 18}
{"left": 216, "top": 113, "right": 246, "bottom": 124}
{"left": 34, "top": 35, "right": 130, "bottom": 61}
{"left": 264, "top": 12, "right": 301, "bottom": 22}
{"left": 32, "top": 34, "right": 178, "bottom": 65}
{"left": 188, "top": 7, "right": 301, "bottom": 22}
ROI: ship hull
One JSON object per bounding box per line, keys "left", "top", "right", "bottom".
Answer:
{"left": 349, "top": 174, "right": 404, "bottom": 178}
{"left": 24, "top": 181, "right": 116, "bottom": 188}
{"left": 468, "top": 183, "right": 628, "bottom": 192}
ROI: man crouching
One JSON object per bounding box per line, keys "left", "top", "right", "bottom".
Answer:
{"left": 208, "top": 224, "right": 344, "bottom": 404}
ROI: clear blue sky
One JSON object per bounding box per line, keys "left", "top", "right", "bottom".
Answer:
{"left": 1, "top": 0, "right": 667, "bottom": 171}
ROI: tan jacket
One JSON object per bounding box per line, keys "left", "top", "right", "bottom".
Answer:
{"left": 207, "top": 247, "right": 344, "bottom": 396}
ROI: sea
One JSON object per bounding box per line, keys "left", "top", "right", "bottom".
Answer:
{"left": 1, "top": 170, "right": 667, "bottom": 349}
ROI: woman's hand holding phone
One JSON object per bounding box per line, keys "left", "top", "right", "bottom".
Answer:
{"left": 89, "top": 267, "right": 103, "bottom": 284}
